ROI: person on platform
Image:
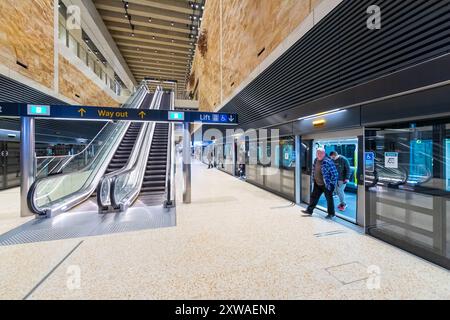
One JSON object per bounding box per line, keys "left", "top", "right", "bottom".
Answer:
{"left": 330, "top": 151, "right": 351, "bottom": 211}
{"left": 302, "top": 148, "right": 338, "bottom": 219}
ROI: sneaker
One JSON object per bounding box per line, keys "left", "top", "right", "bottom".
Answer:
{"left": 325, "top": 215, "right": 335, "bottom": 220}
{"left": 301, "top": 209, "right": 312, "bottom": 215}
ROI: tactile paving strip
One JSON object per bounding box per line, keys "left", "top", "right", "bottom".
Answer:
{"left": 0, "top": 206, "right": 176, "bottom": 246}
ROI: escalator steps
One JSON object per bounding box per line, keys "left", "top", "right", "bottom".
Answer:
{"left": 105, "top": 123, "right": 143, "bottom": 174}
{"left": 139, "top": 123, "right": 170, "bottom": 206}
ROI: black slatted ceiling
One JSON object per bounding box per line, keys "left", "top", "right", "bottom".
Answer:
{"left": 0, "top": 74, "right": 67, "bottom": 105}
{"left": 221, "top": 0, "right": 450, "bottom": 126}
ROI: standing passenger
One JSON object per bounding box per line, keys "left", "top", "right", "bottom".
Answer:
{"left": 330, "top": 151, "right": 351, "bottom": 211}
{"left": 302, "top": 148, "right": 338, "bottom": 219}
{"left": 206, "top": 146, "right": 214, "bottom": 169}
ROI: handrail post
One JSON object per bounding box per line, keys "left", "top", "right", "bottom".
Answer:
{"left": 182, "top": 122, "right": 191, "bottom": 204}
{"left": 165, "top": 90, "right": 176, "bottom": 208}
{"left": 20, "top": 116, "right": 35, "bottom": 217}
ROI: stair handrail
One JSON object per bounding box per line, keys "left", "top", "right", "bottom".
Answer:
{"left": 164, "top": 90, "right": 176, "bottom": 207}
{"left": 100, "top": 86, "right": 165, "bottom": 211}
{"left": 97, "top": 88, "right": 161, "bottom": 210}
{"left": 35, "top": 83, "right": 147, "bottom": 177}
{"left": 27, "top": 84, "right": 149, "bottom": 216}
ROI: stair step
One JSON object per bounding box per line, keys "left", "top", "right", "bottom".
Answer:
{"left": 144, "top": 175, "right": 166, "bottom": 180}
{"left": 145, "top": 170, "right": 166, "bottom": 175}
{"left": 147, "top": 165, "right": 166, "bottom": 170}
{"left": 140, "top": 186, "right": 166, "bottom": 193}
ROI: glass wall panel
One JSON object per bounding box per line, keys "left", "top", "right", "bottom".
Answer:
{"left": 365, "top": 119, "right": 450, "bottom": 269}
{"left": 0, "top": 142, "right": 20, "bottom": 190}
{"left": 246, "top": 136, "right": 295, "bottom": 201}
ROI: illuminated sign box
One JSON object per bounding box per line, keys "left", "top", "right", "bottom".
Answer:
{"left": 168, "top": 111, "right": 185, "bottom": 121}
{"left": 27, "top": 104, "right": 50, "bottom": 116}
{"left": 313, "top": 119, "right": 326, "bottom": 127}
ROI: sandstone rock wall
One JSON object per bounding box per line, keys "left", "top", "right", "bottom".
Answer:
{"left": 59, "top": 56, "right": 120, "bottom": 107}
{"left": 0, "top": 0, "right": 120, "bottom": 106}
{"left": 190, "top": 0, "right": 323, "bottom": 112}
{"left": 0, "top": 0, "right": 55, "bottom": 89}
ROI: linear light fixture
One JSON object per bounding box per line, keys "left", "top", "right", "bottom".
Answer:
{"left": 297, "top": 108, "right": 346, "bottom": 121}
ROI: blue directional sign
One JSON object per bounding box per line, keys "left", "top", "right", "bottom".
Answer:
{"left": 365, "top": 152, "right": 375, "bottom": 173}
{"left": 0, "top": 103, "right": 238, "bottom": 125}
{"left": 190, "top": 112, "right": 237, "bottom": 124}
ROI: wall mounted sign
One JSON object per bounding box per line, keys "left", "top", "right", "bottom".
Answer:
{"left": 384, "top": 152, "right": 398, "bottom": 169}
{"left": 365, "top": 152, "right": 375, "bottom": 173}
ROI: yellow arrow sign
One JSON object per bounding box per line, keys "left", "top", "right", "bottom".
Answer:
{"left": 78, "top": 108, "right": 86, "bottom": 117}
{"left": 138, "top": 111, "right": 146, "bottom": 119}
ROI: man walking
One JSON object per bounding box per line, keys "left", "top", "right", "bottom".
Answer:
{"left": 206, "top": 145, "right": 214, "bottom": 169}
{"left": 330, "top": 151, "right": 351, "bottom": 211}
{"left": 302, "top": 148, "right": 338, "bottom": 219}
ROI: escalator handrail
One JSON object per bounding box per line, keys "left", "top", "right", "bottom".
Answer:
{"left": 96, "top": 90, "right": 161, "bottom": 208}
{"left": 108, "top": 87, "right": 165, "bottom": 210}
{"left": 34, "top": 84, "right": 147, "bottom": 176}
{"left": 27, "top": 84, "right": 149, "bottom": 216}
{"left": 164, "top": 91, "right": 176, "bottom": 207}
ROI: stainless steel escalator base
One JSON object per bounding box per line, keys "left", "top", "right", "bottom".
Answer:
{"left": 0, "top": 207, "right": 176, "bottom": 246}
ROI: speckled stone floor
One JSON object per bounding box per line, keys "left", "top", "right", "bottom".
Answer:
{"left": 0, "top": 161, "right": 449, "bottom": 300}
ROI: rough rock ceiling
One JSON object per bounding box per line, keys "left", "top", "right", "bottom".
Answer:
{"left": 93, "top": 0, "right": 205, "bottom": 96}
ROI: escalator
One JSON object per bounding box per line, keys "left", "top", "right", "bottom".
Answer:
{"left": 105, "top": 123, "right": 143, "bottom": 174}
{"left": 139, "top": 123, "right": 169, "bottom": 206}
{"left": 138, "top": 92, "right": 171, "bottom": 206}
{"left": 28, "top": 83, "right": 155, "bottom": 217}
{"left": 97, "top": 89, "right": 176, "bottom": 212}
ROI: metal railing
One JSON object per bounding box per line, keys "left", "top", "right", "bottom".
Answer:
{"left": 28, "top": 84, "right": 149, "bottom": 217}
{"left": 107, "top": 88, "right": 164, "bottom": 211}
{"left": 35, "top": 85, "right": 146, "bottom": 178}
{"left": 164, "top": 91, "right": 176, "bottom": 207}
{"left": 97, "top": 88, "right": 162, "bottom": 211}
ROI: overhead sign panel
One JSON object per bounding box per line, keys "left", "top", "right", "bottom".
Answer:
{"left": 0, "top": 103, "right": 238, "bottom": 125}
{"left": 0, "top": 103, "right": 21, "bottom": 117}
{"left": 27, "top": 105, "right": 51, "bottom": 116}
{"left": 168, "top": 111, "right": 185, "bottom": 121}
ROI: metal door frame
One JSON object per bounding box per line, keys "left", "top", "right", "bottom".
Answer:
{"left": 301, "top": 128, "right": 365, "bottom": 226}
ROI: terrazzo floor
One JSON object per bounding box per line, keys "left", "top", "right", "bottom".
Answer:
{"left": 0, "top": 160, "right": 449, "bottom": 300}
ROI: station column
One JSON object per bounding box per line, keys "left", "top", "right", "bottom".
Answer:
{"left": 20, "top": 117, "right": 35, "bottom": 217}
{"left": 182, "top": 122, "right": 191, "bottom": 203}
